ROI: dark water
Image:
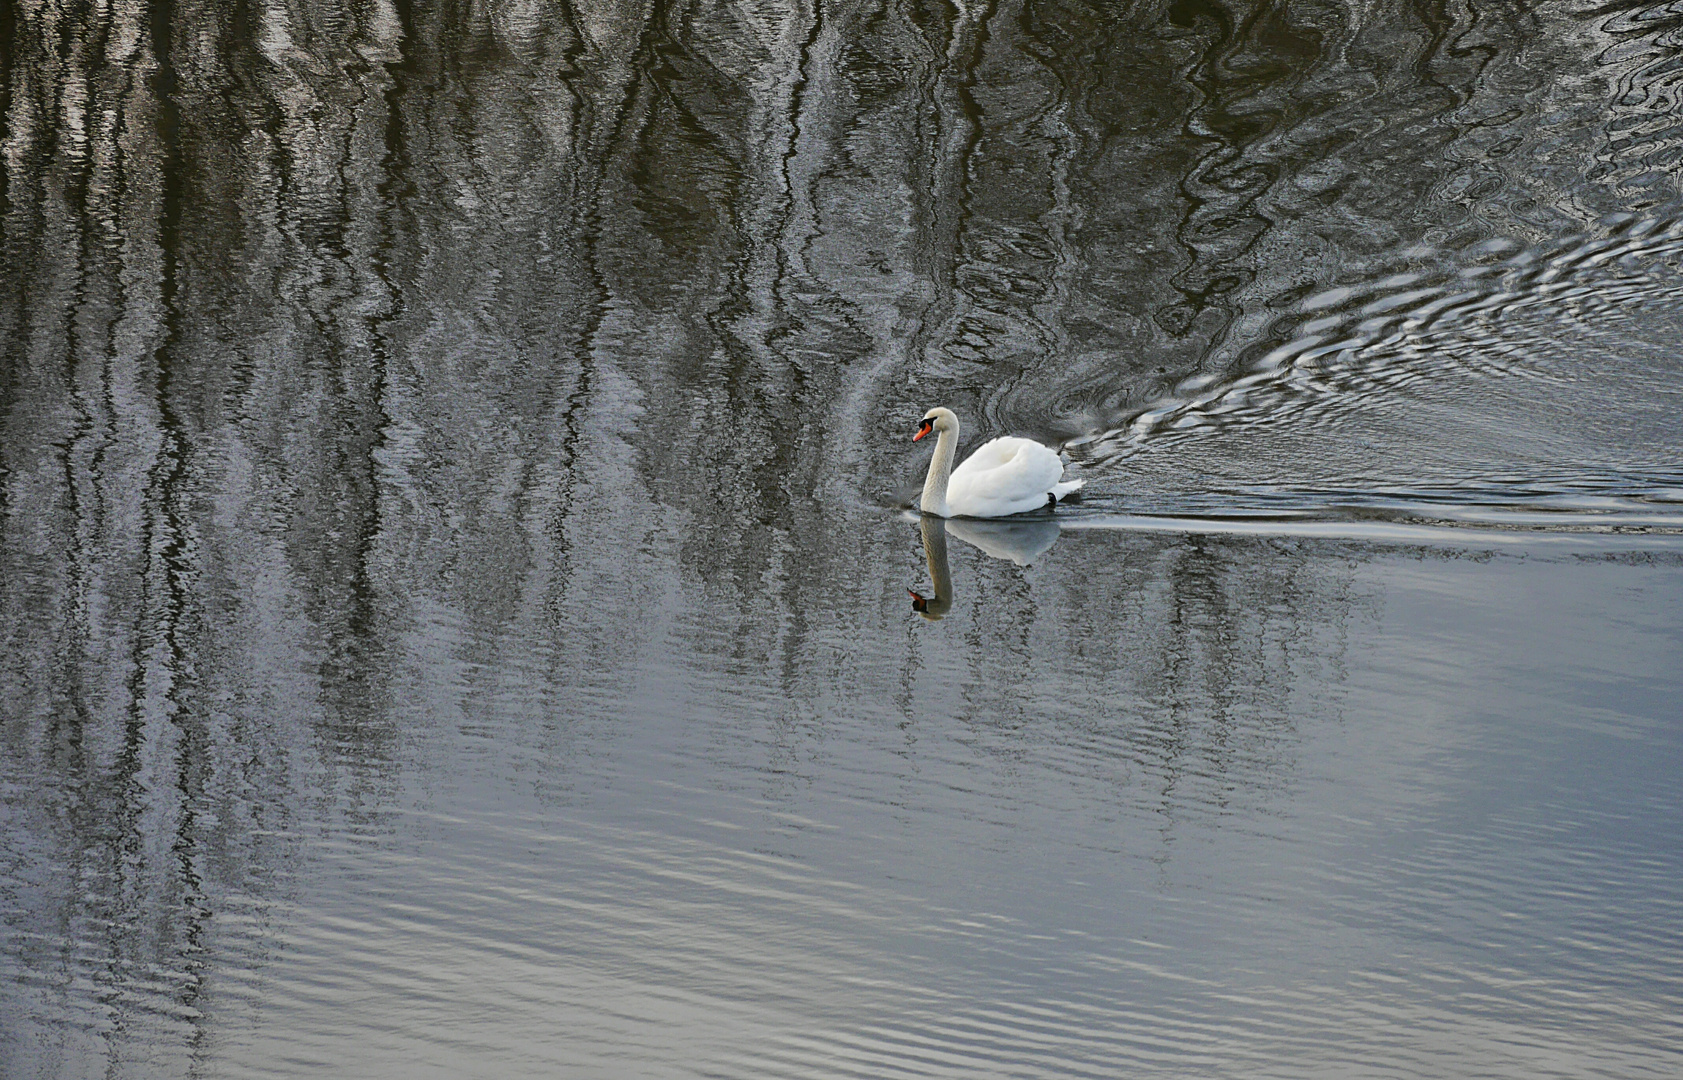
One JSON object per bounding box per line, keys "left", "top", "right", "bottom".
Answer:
{"left": 4, "top": 0, "right": 1683, "bottom": 1076}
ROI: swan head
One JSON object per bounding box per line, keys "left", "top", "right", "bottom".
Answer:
{"left": 913, "top": 407, "right": 958, "bottom": 442}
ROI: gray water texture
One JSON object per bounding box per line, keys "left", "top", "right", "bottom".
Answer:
{"left": 4, "top": 0, "right": 1683, "bottom": 1076}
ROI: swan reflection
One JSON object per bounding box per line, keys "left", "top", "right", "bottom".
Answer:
{"left": 909, "top": 515, "right": 1063, "bottom": 619}
{"left": 908, "top": 516, "right": 954, "bottom": 620}
{"left": 945, "top": 516, "right": 1061, "bottom": 567}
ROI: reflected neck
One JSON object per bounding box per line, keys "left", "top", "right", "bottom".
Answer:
{"left": 920, "top": 423, "right": 958, "bottom": 517}
{"left": 918, "top": 517, "right": 953, "bottom": 619}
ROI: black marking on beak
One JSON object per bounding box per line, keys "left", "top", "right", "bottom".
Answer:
{"left": 908, "top": 588, "right": 929, "bottom": 612}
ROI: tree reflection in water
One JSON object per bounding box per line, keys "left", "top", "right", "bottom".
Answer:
{"left": 3, "top": 0, "right": 1682, "bottom": 1076}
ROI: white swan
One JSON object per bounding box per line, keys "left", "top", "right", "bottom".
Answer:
{"left": 913, "top": 407, "right": 1083, "bottom": 518}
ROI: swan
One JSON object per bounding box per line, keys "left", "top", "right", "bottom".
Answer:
{"left": 913, "top": 407, "right": 1083, "bottom": 518}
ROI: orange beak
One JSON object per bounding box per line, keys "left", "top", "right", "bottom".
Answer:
{"left": 913, "top": 421, "right": 931, "bottom": 441}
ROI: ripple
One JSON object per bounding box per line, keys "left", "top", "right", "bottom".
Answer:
{"left": 1069, "top": 213, "right": 1683, "bottom": 505}
{"left": 5, "top": 1, "right": 1683, "bottom": 1077}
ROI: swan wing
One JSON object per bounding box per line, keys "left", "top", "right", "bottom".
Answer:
{"left": 947, "top": 437, "right": 1071, "bottom": 517}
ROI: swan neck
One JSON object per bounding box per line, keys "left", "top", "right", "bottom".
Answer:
{"left": 921, "top": 421, "right": 958, "bottom": 517}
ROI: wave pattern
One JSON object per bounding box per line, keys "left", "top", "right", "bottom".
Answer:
{"left": 3, "top": 0, "right": 1683, "bottom": 1077}
{"left": 1071, "top": 211, "right": 1683, "bottom": 498}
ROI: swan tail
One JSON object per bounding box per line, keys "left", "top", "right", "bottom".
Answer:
{"left": 1051, "top": 479, "right": 1084, "bottom": 503}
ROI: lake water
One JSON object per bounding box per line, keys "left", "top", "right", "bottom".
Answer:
{"left": 3, "top": 1, "right": 1683, "bottom": 1076}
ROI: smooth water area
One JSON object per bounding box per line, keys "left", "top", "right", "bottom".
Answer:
{"left": 4, "top": 1, "right": 1683, "bottom": 1076}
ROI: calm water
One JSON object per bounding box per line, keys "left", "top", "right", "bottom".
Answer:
{"left": 4, "top": 0, "right": 1683, "bottom": 1076}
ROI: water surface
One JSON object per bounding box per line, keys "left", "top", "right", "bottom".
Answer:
{"left": 3, "top": 0, "right": 1682, "bottom": 1076}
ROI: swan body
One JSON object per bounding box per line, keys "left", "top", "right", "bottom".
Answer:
{"left": 913, "top": 407, "right": 1083, "bottom": 518}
